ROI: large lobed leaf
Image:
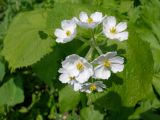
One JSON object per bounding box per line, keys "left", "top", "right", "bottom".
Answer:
{"left": 2, "top": 9, "right": 55, "bottom": 70}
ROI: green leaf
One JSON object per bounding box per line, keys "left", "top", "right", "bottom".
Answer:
{"left": 2, "top": 9, "right": 54, "bottom": 70}
{"left": 152, "top": 73, "right": 160, "bottom": 95}
{"left": 0, "top": 77, "right": 24, "bottom": 106}
{"left": 115, "top": 31, "right": 154, "bottom": 106}
{"left": 59, "top": 85, "right": 80, "bottom": 113}
{"left": 0, "top": 60, "right": 5, "bottom": 81}
{"left": 129, "top": 94, "right": 160, "bottom": 119}
{"left": 119, "top": 1, "right": 133, "bottom": 13}
{"left": 80, "top": 107, "right": 104, "bottom": 120}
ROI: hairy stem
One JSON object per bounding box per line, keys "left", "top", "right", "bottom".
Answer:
{"left": 85, "top": 47, "right": 94, "bottom": 61}
{"left": 91, "top": 30, "right": 103, "bottom": 55}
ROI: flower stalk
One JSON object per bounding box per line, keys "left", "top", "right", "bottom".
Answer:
{"left": 90, "top": 30, "right": 103, "bottom": 55}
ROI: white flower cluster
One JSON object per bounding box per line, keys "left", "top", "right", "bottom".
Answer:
{"left": 54, "top": 11, "right": 128, "bottom": 93}
{"left": 54, "top": 11, "right": 128, "bottom": 43}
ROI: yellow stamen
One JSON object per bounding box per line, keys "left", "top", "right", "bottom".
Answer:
{"left": 69, "top": 76, "right": 75, "bottom": 80}
{"left": 110, "top": 27, "right": 117, "bottom": 34}
{"left": 66, "top": 30, "right": 71, "bottom": 36}
{"left": 103, "top": 59, "right": 111, "bottom": 68}
{"left": 76, "top": 62, "right": 84, "bottom": 71}
{"left": 87, "top": 17, "right": 93, "bottom": 24}
{"left": 90, "top": 84, "right": 97, "bottom": 91}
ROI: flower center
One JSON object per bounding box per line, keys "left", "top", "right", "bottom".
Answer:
{"left": 69, "top": 76, "right": 76, "bottom": 80}
{"left": 76, "top": 62, "right": 84, "bottom": 71}
{"left": 66, "top": 30, "right": 71, "bottom": 36}
{"left": 87, "top": 17, "right": 93, "bottom": 24}
{"left": 103, "top": 59, "right": 111, "bottom": 68}
{"left": 90, "top": 84, "right": 97, "bottom": 91}
{"left": 110, "top": 27, "right": 117, "bottom": 34}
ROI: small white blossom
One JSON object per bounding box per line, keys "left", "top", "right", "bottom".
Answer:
{"left": 103, "top": 16, "right": 128, "bottom": 41}
{"left": 59, "top": 54, "right": 94, "bottom": 84}
{"left": 92, "top": 52, "right": 124, "bottom": 80}
{"left": 73, "top": 11, "right": 105, "bottom": 29}
{"left": 59, "top": 73, "right": 82, "bottom": 91}
{"left": 81, "top": 81, "right": 106, "bottom": 93}
{"left": 54, "top": 20, "right": 76, "bottom": 43}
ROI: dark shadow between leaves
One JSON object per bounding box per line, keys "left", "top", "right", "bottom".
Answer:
{"left": 104, "top": 74, "right": 124, "bottom": 88}
{"left": 117, "top": 48, "right": 126, "bottom": 54}
{"left": 100, "top": 43, "right": 126, "bottom": 55}
{"left": 93, "top": 91, "right": 135, "bottom": 120}
{"left": 38, "top": 31, "right": 48, "bottom": 40}
{"left": 100, "top": 44, "right": 118, "bottom": 52}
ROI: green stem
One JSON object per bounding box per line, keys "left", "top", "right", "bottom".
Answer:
{"left": 87, "top": 93, "right": 92, "bottom": 106}
{"left": 85, "top": 47, "right": 94, "bottom": 61}
{"left": 77, "top": 36, "right": 89, "bottom": 44}
{"left": 90, "top": 30, "right": 103, "bottom": 55}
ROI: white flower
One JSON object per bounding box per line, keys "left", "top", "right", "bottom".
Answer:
{"left": 59, "top": 54, "right": 94, "bottom": 84}
{"left": 92, "top": 52, "right": 124, "bottom": 80}
{"left": 103, "top": 16, "right": 128, "bottom": 41}
{"left": 54, "top": 20, "right": 76, "bottom": 43}
{"left": 59, "top": 73, "right": 82, "bottom": 91}
{"left": 81, "top": 81, "right": 106, "bottom": 93}
{"left": 73, "top": 11, "right": 105, "bottom": 29}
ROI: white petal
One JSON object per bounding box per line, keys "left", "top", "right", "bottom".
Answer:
{"left": 103, "top": 31, "right": 117, "bottom": 40}
{"left": 56, "top": 38, "right": 65, "bottom": 43}
{"left": 63, "top": 32, "right": 76, "bottom": 43}
{"left": 95, "top": 81, "right": 106, "bottom": 88}
{"left": 103, "top": 16, "right": 117, "bottom": 39}
{"left": 59, "top": 74, "right": 70, "bottom": 83}
{"left": 77, "top": 22, "right": 97, "bottom": 29}
{"left": 76, "top": 70, "right": 90, "bottom": 83}
{"left": 57, "top": 38, "right": 74, "bottom": 43}
{"left": 90, "top": 12, "right": 103, "bottom": 22}
{"left": 97, "top": 87, "right": 103, "bottom": 92}
{"left": 68, "top": 68, "right": 80, "bottom": 77}
{"left": 62, "top": 54, "right": 79, "bottom": 68}
{"left": 58, "top": 68, "right": 67, "bottom": 73}
{"left": 104, "top": 16, "right": 116, "bottom": 27}
{"left": 62, "top": 61, "right": 75, "bottom": 70}
{"left": 85, "top": 90, "right": 92, "bottom": 93}
{"left": 61, "top": 20, "right": 76, "bottom": 31}
{"left": 93, "top": 65, "right": 111, "bottom": 80}
{"left": 109, "top": 56, "right": 124, "bottom": 64}
{"left": 116, "top": 32, "right": 128, "bottom": 41}
{"left": 73, "top": 82, "right": 82, "bottom": 91}
{"left": 61, "top": 56, "right": 80, "bottom": 76}
{"left": 116, "top": 22, "right": 127, "bottom": 32}
{"left": 54, "top": 29, "right": 66, "bottom": 38}
{"left": 104, "top": 52, "right": 117, "bottom": 59}
{"left": 79, "top": 12, "right": 88, "bottom": 22}
{"left": 92, "top": 52, "right": 117, "bottom": 65}
{"left": 111, "top": 64, "right": 124, "bottom": 73}
{"left": 66, "top": 30, "right": 76, "bottom": 40}
{"left": 92, "top": 55, "right": 105, "bottom": 64}
{"left": 72, "top": 17, "right": 79, "bottom": 23}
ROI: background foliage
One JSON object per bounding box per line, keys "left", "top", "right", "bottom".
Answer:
{"left": 0, "top": 0, "right": 160, "bottom": 120}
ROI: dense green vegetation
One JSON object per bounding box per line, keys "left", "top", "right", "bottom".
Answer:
{"left": 0, "top": 0, "right": 160, "bottom": 120}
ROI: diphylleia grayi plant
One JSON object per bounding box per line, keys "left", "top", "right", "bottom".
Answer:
{"left": 54, "top": 11, "right": 128, "bottom": 93}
